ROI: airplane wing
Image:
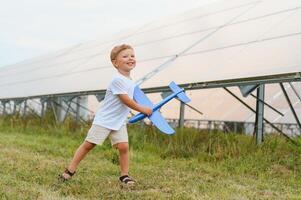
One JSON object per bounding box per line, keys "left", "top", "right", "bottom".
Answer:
{"left": 133, "top": 85, "right": 175, "bottom": 134}
{"left": 149, "top": 110, "right": 175, "bottom": 134}
{"left": 133, "top": 85, "right": 153, "bottom": 107}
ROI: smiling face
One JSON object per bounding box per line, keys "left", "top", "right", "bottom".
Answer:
{"left": 113, "top": 48, "right": 136, "bottom": 75}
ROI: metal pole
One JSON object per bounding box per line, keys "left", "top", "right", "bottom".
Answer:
{"left": 23, "top": 100, "right": 27, "bottom": 116}
{"left": 289, "top": 82, "right": 301, "bottom": 102}
{"left": 3, "top": 102, "right": 7, "bottom": 115}
{"left": 76, "top": 96, "right": 81, "bottom": 124}
{"left": 50, "top": 100, "right": 58, "bottom": 123}
{"left": 280, "top": 83, "right": 301, "bottom": 130}
{"left": 255, "top": 85, "right": 265, "bottom": 145}
{"left": 13, "top": 101, "right": 17, "bottom": 114}
{"left": 63, "top": 99, "right": 73, "bottom": 122}
{"left": 179, "top": 102, "right": 185, "bottom": 128}
{"left": 6, "top": 101, "right": 12, "bottom": 114}
{"left": 250, "top": 93, "right": 284, "bottom": 116}
{"left": 40, "top": 101, "right": 45, "bottom": 124}
{"left": 184, "top": 103, "right": 203, "bottom": 115}
{"left": 0, "top": 102, "right": 4, "bottom": 115}
{"left": 26, "top": 105, "right": 42, "bottom": 119}
{"left": 161, "top": 91, "right": 203, "bottom": 116}
{"left": 234, "top": 122, "right": 237, "bottom": 133}
{"left": 41, "top": 101, "right": 45, "bottom": 118}
{"left": 30, "top": 98, "right": 47, "bottom": 122}
{"left": 69, "top": 97, "right": 94, "bottom": 114}
{"left": 56, "top": 97, "right": 64, "bottom": 122}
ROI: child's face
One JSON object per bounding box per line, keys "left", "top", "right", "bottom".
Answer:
{"left": 113, "top": 48, "right": 136, "bottom": 73}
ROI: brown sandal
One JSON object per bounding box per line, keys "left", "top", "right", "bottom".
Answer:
{"left": 119, "top": 175, "right": 136, "bottom": 186}
{"left": 58, "top": 168, "right": 76, "bottom": 182}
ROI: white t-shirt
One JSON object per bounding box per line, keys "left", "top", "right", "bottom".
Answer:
{"left": 92, "top": 73, "right": 136, "bottom": 130}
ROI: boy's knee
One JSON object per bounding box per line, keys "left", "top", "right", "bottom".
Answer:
{"left": 116, "top": 142, "right": 128, "bottom": 153}
{"left": 83, "top": 141, "right": 96, "bottom": 151}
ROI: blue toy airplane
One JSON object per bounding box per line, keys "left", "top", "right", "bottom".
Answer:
{"left": 128, "top": 81, "right": 191, "bottom": 134}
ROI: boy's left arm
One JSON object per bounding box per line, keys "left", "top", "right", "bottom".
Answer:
{"left": 118, "top": 94, "right": 152, "bottom": 116}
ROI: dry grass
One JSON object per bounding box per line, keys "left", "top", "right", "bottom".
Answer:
{"left": 0, "top": 116, "right": 300, "bottom": 199}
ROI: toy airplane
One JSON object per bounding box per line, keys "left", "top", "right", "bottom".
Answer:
{"left": 128, "top": 81, "right": 191, "bottom": 134}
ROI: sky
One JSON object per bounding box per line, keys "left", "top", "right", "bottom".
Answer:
{"left": 0, "top": 0, "right": 217, "bottom": 68}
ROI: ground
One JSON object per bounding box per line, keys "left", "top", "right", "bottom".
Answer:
{"left": 0, "top": 125, "right": 300, "bottom": 199}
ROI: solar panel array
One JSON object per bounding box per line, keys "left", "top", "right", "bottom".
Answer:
{"left": 0, "top": 0, "right": 300, "bottom": 100}
{"left": 0, "top": 0, "right": 300, "bottom": 128}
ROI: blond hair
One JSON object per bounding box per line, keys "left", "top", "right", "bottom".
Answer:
{"left": 110, "top": 44, "right": 133, "bottom": 63}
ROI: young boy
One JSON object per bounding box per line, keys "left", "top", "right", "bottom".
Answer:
{"left": 59, "top": 44, "right": 152, "bottom": 186}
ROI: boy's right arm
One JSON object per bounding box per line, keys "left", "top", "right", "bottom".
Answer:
{"left": 118, "top": 94, "right": 152, "bottom": 116}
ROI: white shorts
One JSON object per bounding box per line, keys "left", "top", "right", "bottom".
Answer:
{"left": 85, "top": 124, "right": 128, "bottom": 146}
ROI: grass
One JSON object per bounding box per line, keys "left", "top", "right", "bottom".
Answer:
{"left": 0, "top": 115, "right": 300, "bottom": 199}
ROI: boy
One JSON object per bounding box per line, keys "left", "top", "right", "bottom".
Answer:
{"left": 59, "top": 44, "right": 152, "bottom": 186}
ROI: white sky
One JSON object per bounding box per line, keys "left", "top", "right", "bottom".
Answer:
{"left": 0, "top": 0, "right": 217, "bottom": 68}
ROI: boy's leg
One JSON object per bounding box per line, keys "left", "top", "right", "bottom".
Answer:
{"left": 60, "top": 125, "right": 111, "bottom": 180}
{"left": 110, "top": 125, "right": 130, "bottom": 176}
{"left": 110, "top": 126, "right": 135, "bottom": 185}
{"left": 115, "top": 142, "right": 129, "bottom": 176}
{"left": 62, "top": 141, "right": 96, "bottom": 179}
{"left": 115, "top": 142, "right": 136, "bottom": 185}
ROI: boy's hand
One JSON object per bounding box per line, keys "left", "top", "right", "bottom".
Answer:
{"left": 142, "top": 107, "right": 153, "bottom": 116}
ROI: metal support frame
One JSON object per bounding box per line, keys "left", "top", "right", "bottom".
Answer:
{"left": 255, "top": 84, "right": 265, "bottom": 145}
{"left": 1, "top": 73, "right": 300, "bottom": 102}
{"left": 48, "top": 97, "right": 79, "bottom": 123}
{"left": 95, "top": 94, "right": 105, "bottom": 102}
{"left": 5, "top": 100, "right": 12, "bottom": 114}
{"left": 1, "top": 101, "right": 7, "bottom": 115}
{"left": 41, "top": 101, "right": 45, "bottom": 118}
{"left": 9, "top": 101, "right": 14, "bottom": 114}
{"left": 62, "top": 97, "right": 76, "bottom": 122}
{"left": 250, "top": 93, "right": 284, "bottom": 117}
{"left": 36, "top": 97, "right": 48, "bottom": 123}
{"left": 223, "top": 87, "right": 297, "bottom": 145}
{"left": 142, "top": 73, "right": 301, "bottom": 94}
{"left": 17, "top": 99, "right": 41, "bottom": 119}
{"left": 0, "top": 72, "right": 299, "bottom": 142}
{"left": 14, "top": 100, "right": 22, "bottom": 115}
{"left": 58, "top": 96, "right": 94, "bottom": 122}
{"left": 161, "top": 91, "right": 203, "bottom": 118}
{"left": 0, "top": 102, "right": 3, "bottom": 114}
{"left": 67, "top": 96, "right": 94, "bottom": 114}
{"left": 37, "top": 97, "right": 84, "bottom": 121}
{"left": 5, "top": 101, "right": 11, "bottom": 114}
{"left": 36, "top": 97, "right": 59, "bottom": 122}
{"left": 13, "top": 101, "right": 17, "bottom": 114}
{"left": 76, "top": 96, "right": 81, "bottom": 124}
{"left": 52, "top": 99, "right": 88, "bottom": 125}
{"left": 280, "top": 83, "right": 301, "bottom": 131}
{"left": 23, "top": 100, "right": 27, "bottom": 116}
{"left": 179, "top": 102, "right": 185, "bottom": 128}
{"left": 289, "top": 82, "right": 301, "bottom": 102}
{"left": 50, "top": 99, "right": 58, "bottom": 123}
{"left": 26, "top": 104, "right": 42, "bottom": 119}
{"left": 184, "top": 103, "right": 203, "bottom": 115}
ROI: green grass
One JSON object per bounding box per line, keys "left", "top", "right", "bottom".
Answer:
{"left": 0, "top": 116, "right": 301, "bottom": 199}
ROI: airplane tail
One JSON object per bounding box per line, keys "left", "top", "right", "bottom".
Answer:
{"left": 168, "top": 81, "right": 191, "bottom": 103}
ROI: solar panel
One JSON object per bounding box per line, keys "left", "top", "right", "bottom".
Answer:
{"left": 0, "top": 0, "right": 300, "bottom": 100}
